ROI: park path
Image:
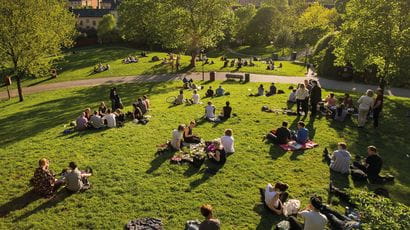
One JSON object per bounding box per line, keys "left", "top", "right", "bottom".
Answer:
{"left": 1, "top": 71, "right": 410, "bottom": 100}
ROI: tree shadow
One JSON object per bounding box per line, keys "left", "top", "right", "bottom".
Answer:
{"left": 0, "top": 190, "right": 41, "bottom": 218}
{"left": 13, "top": 189, "right": 73, "bottom": 222}
{"left": 27, "top": 77, "right": 54, "bottom": 87}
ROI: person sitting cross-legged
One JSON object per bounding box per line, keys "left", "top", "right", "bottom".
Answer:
{"left": 191, "top": 90, "right": 201, "bottom": 104}
{"left": 205, "top": 86, "right": 214, "bottom": 98}
{"left": 220, "top": 129, "right": 234, "bottom": 154}
{"left": 102, "top": 109, "right": 116, "bottom": 128}
{"left": 263, "top": 182, "right": 289, "bottom": 215}
{"left": 265, "top": 121, "right": 292, "bottom": 145}
{"left": 288, "top": 195, "right": 328, "bottom": 230}
{"left": 174, "top": 90, "right": 185, "bottom": 105}
{"left": 207, "top": 141, "right": 227, "bottom": 165}
{"left": 218, "top": 101, "right": 232, "bottom": 120}
{"left": 64, "top": 162, "right": 92, "bottom": 193}
{"left": 170, "top": 124, "right": 185, "bottom": 150}
{"left": 294, "top": 121, "right": 309, "bottom": 144}
{"left": 215, "top": 85, "right": 225, "bottom": 97}
{"left": 266, "top": 82, "right": 277, "bottom": 96}
{"left": 76, "top": 112, "right": 89, "bottom": 131}
{"left": 30, "top": 158, "right": 64, "bottom": 198}
{"left": 184, "top": 121, "right": 201, "bottom": 144}
{"left": 205, "top": 101, "right": 216, "bottom": 121}
{"left": 89, "top": 111, "right": 105, "bottom": 129}
{"left": 199, "top": 204, "right": 221, "bottom": 230}
{"left": 323, "top": 142, "right": 351, "bottom": 174}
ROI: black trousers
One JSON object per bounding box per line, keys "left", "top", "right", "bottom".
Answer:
{"left": 296, "top": 99, "right": 308, "bottom": 115}
{"left": 373, "top": 108, "right": 381, "bottom": 127}
{"left": 311, "top": 101, "right": 318, "bottom": 115}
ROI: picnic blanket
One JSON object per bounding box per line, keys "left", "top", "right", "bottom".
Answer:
{"left": 279, "top": 140, "right": 318, "bottom": 151}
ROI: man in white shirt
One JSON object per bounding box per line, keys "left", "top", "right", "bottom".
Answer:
{"left": 220, "top": 129, "right": 234, "bottom": 153}
{"left": 289, "top": 196, "right": 328, "bottom": 230}
{"left": 89, "top": 111, "right": 105, "bottom": 129}
{"left": 192, "top": 90, "right": 200, "bottom": 104}
{"left": 205, "top": 101, "right": 216, "bottom": 120}
{"left": 102, "top": 109, "right": 116, "bottom": 128}
{"left": 324, "top": 142, "right": 351, "bottom": 174}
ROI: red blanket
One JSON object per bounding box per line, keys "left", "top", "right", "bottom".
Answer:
{"left": 279, "top": 141, "right": 318, "bottom": 151}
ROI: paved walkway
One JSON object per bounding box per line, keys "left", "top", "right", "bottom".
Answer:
{"left": 1, "top": 72, "right": 410, "bottom": 100}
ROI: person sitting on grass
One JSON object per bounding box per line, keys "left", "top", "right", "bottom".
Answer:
{"left": 64, "top": 162, "right": 92, "bottom": 193}
{"left": 265, "top": 121, "right": 291, "bottom": 145}
{"left": 218, "top": 101, "right": 232, "bottom": 120}
{"left": 143, "top": 95, "right": 150, "bottom": 110}
{"left": 208, "top": 141, "right": 227, "bottom": 165}
{"left": 76, "top": 112, "right": 89, "bottom": 131}
{"left": 215, "top": 85, "right": 225, "bottom": 97}
{"left": 98, "top": 102, "right": 107, "bottom": 115}
{"left": 323, "top": 142, "right": 351, "bottom": 174}
{"left": 102, "top": 109, "right": 116, "bottom": 128}
{"left": 89, "top": 111, "right": 105, "bottom": 129}
{"left": 220, "top": 129, "right": 235, "bottom": 154}
{"left": 31, "top": 158, "right": 64, "bottom": 198}
{"left": 84, "top": 108, "right": 92, "bottom": 120}
{"left": 171, "top": 124, "right": 185, "bottom": 150}
{"left": 174, "top": 90, "right": 185, "bottom": 105}
{"left": 136, "top": 98, "right": 147, "bottom": 115}
{"left": 205, "top": 101, "right": 216, "bottom": 121}
{"left": 191, "top": 90, "right": 200, "bottom": 104}
{"left": 199, "top": 204, "right": 221, "bottom": 230}
{"left": 184, "top": 121, "right": 201, "bottom": 144}
{"left": 334, "top": 104, "right": 348, "bottom": 122}
{"left": 263, "top": 182, "right": 289, "bottom": 215}
{"left": 295, "top": 121, "right": 309, "bottom": 144}
{"left": 325, "top": 93, "right": 337, "bottom": 113}
{"left": 287, "top": 88, "right": 297, "bottom": 108}
{"left": 288, "top": 195, "right": 328, "bottom": 230}
{"left": 343, "top": 93, "right": 354, "bottom": 109}
{"left": 258, "top": 84, "right": 265, "bottom": 96}
{"left": 115, "top": 109, "right": 126, "bottom": 127}
{"left": 206, "top": 86, "right": 214, "bottom": 98}
{"left": 133, "top": 104, "right": 143, "bottom": 121}
{"left": 266, "top": 82, "right": 277, "bottom": 96}
{"left": 352, "top": 146, "right": 393, "bottom": 184}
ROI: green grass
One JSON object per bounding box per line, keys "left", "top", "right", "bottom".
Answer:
{"left": 1, "top": 45, "right": 306, "bottom": 91}
{"left": 0, "top": 81, "right": 409, "bottom": 229}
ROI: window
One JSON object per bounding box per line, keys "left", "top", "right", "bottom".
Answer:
{"left": 79, "top": 20, "right": 83, "bottom": 26}
{"left": 85, "top": 18, "right": 90, "bottom": 23}
{"left": 92, "top": 20, "right": 96, "bottom": 26}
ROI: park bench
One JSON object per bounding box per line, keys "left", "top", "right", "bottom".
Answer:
{"left": 225, "top": 73, "right": 250, "bottom": 82}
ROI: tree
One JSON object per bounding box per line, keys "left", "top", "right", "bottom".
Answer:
{"left": 333, "top": 0, "right": 410, "bottom": 86}
{"left": 275, "top": 27, "right": 295, "bottom": 55}
{"left": 97, "top": 14, "right": 118, "bottom": 43}
{"left": 0, "top": 0, "right": 76, "bottom": 101}
{"left": 295, "top": 3, "right": 339, "bottom": 47}
{"left": 234, "top": 4, "right": 257, "bottom": 44}
{"left": 244, "top": 6, "right": 281, "bottom": 45}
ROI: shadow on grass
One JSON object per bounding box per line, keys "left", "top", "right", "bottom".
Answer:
{"left": 189, "top": 161, "right": 225, "bottom": 189}
{"left": 0, "top": 190, "right": 41, "bottom": 218}
{"left": 27, "top": 77, "right": 54, "bottom": 87}
{"left": 146, "top": 149, "right": 177, "bottom": 174}
{"left": 13, "top": 189, "right": 73, "bottom": 222}
{"left": 253, "top": 203, "right": 283, "bottom": 230}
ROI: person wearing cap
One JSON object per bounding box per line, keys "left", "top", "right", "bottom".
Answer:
{"left": 288, "top": 195, "right": 328, "bottom": 230}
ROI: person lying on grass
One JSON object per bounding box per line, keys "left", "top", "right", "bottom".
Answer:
{"left": 265, "top": 121, "right": 292, "bottom": 145}
{"left": 64, "top": 162, "right": 92, "bottom": 193}
{"left": 207, "top": 141, "right": 227, "bottom": 165}
{"left": 30, "top": 158, "right": 64, "bottom": 198}
{"left": 218, "top": 101, "right": 232, "bottom": 121}
{"left": 263, "top": 182, "right": 289, "bottom": 215}
{"left": 184, "top": 121, "right": 201, "bottom": 144}
{"left": 171, "top": 124, "right": 185, "bottom": 150}
{"left": 323, "top": 142, "right": 351, "bottom": 174}
{"left": 220, "top": 129, "right": 235, "bottom": 154}
{"left": 199, "top": 204, "right": 221, "bottom": 230}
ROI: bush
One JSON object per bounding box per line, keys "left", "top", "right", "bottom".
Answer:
{"left": 349, "top": 190, "right": 410, "bottom": 230}
{"left": 311, "top": 32, "right": 339, "bottom": 78}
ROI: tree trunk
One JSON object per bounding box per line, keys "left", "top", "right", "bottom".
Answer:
{"left": 16, "top": 74, "right": 24, "bottom": 102}
{"left": 190, "top": 53, "right": 196, "bottom": 67}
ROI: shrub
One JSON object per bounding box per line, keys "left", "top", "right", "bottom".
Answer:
{"left": 311, "top": 32, "right": 339, "bottom": 79}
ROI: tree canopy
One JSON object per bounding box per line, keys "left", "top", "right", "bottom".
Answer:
{"left": 0, "top": 0, "right": 76, "bottom": 101}
{"left": 97, "top": 14, "right": 117, "bottom": 44}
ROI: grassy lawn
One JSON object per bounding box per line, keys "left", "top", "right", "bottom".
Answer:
{"left": 0, "top": 81, "right": 409, "bottom": 229}
{"left": 0, "top": 45, "right": 306, "bottom": 91}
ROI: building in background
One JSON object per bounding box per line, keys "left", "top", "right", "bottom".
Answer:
{"left": 70, "top": 0, "right": 121, "bottom": 30}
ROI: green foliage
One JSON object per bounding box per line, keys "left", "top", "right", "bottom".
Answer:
{"left": 311, "top": 32, "right": 338, "bottom": 78}
{"left": 244, "top": 7, "right": 281, "bottom": 45}
{"left": 234, "top": 4, "right": 257, "bottom": 44}
{"left": 275, "top": 27, "right": 295, "bottom": 54}
{"left": 97, "top": 14, "right": 119, "bottom": 44}
{"left": 333, "top": 0, "right": 410, "bottom": 86}
{"left": 0, "top": 0, "right": 76, "bottom": 101}
{"left": 295, "top": 3, "right": 339, "bottom": 46}
{"left": 349, "top": 190, "right": 410, "bottom": 229}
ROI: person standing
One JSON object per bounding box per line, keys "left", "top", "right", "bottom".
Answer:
{"left": 357, "top": 89, "right": 374, "bottom": 128}
{"left": 373, "top": 89, "right": 384, "bottom": 128}
{"left": 109, "top": 87, "right": 118, "bottom": 110}
{"left": 309, "top": 80, "right": 322, "bottom": 116}
{"left": 295, "top": 84, "right": 309, "bottom": 116}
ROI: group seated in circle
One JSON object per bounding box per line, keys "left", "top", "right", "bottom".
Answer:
{"left": 123, "top": 56, "right": 139, "bottom": 64}
{"left": 30, "top": 158, "right": 92, "bottom": 198}
{"left": 94, "top": 63, "right": 110, "bottom": 73}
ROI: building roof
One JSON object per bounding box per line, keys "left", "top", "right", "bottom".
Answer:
{"left": 71, "top": 9, "right": 112, "bottom": 17}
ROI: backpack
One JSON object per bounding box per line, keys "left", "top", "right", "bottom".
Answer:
{"left": 351, "top": 169, "right": 367, "bottom": 181}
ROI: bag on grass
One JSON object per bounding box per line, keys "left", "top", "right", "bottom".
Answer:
{"left": 282, "top": 199, "right": 301, "bottom": 217}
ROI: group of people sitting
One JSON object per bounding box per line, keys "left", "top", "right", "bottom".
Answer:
{"left": 266, "top": 60, "right": 283, "bottom": 70}
{"left": 223, "top": 57, "right": 255, "bottom": 68}
{"left": 76, "top": 104, "right": 125, "bottom": 130}
{"left": 94, "top": 63, "right": 110, "bottom": 73}
{"left": 30, "top": 158, "right": 92, "bottom": 198}
{"left": 173, "top": 85, "right": 228, "bottom": 106}
{"left": 205, "top": 86, "right": 228, "bottom": 97}
{"left": 123, "top": 56, "right": 139, "bottom": 64}
{"left": 323, "top": 143, "right": 394, "bottom": 184}
{"left": 204, "top": 101, "right": 232, "bottom": 122}
{"left": 250, "top": 83, "right": 278, "bottom": 97}
{"left": 265, "top": 121, "right": 309, "bottom": 145}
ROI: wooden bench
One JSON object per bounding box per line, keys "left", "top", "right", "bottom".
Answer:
{"left": 226, "top": 74, "right": 244, "bottom": 81}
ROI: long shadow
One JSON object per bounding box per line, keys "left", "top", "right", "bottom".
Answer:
{"left": 0, "top": 190, "right": 41, "bottom": 217}
{"left": 268, "top": 144, "right": 287, "bottom": 160}
{"left": 13, "top": 189, "right": 73, "bottom": 222}
{"left": 289, "top": 149, "right": 306, "bottom": 160}
{"left": 146, "top": 149, "right": 176, "bottom": 174}
{"left": 253, "top": 203, "right": 283, "bottom": 230}
{"left": 27, "top": 77, "right": 54, "bottom": 87}
{"left": 189, "top": 161, "right": 225, "bottom": 189}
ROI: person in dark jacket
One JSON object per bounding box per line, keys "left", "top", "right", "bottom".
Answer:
{"left": 309, "top": 80, "right": 322, "bottom": 116}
